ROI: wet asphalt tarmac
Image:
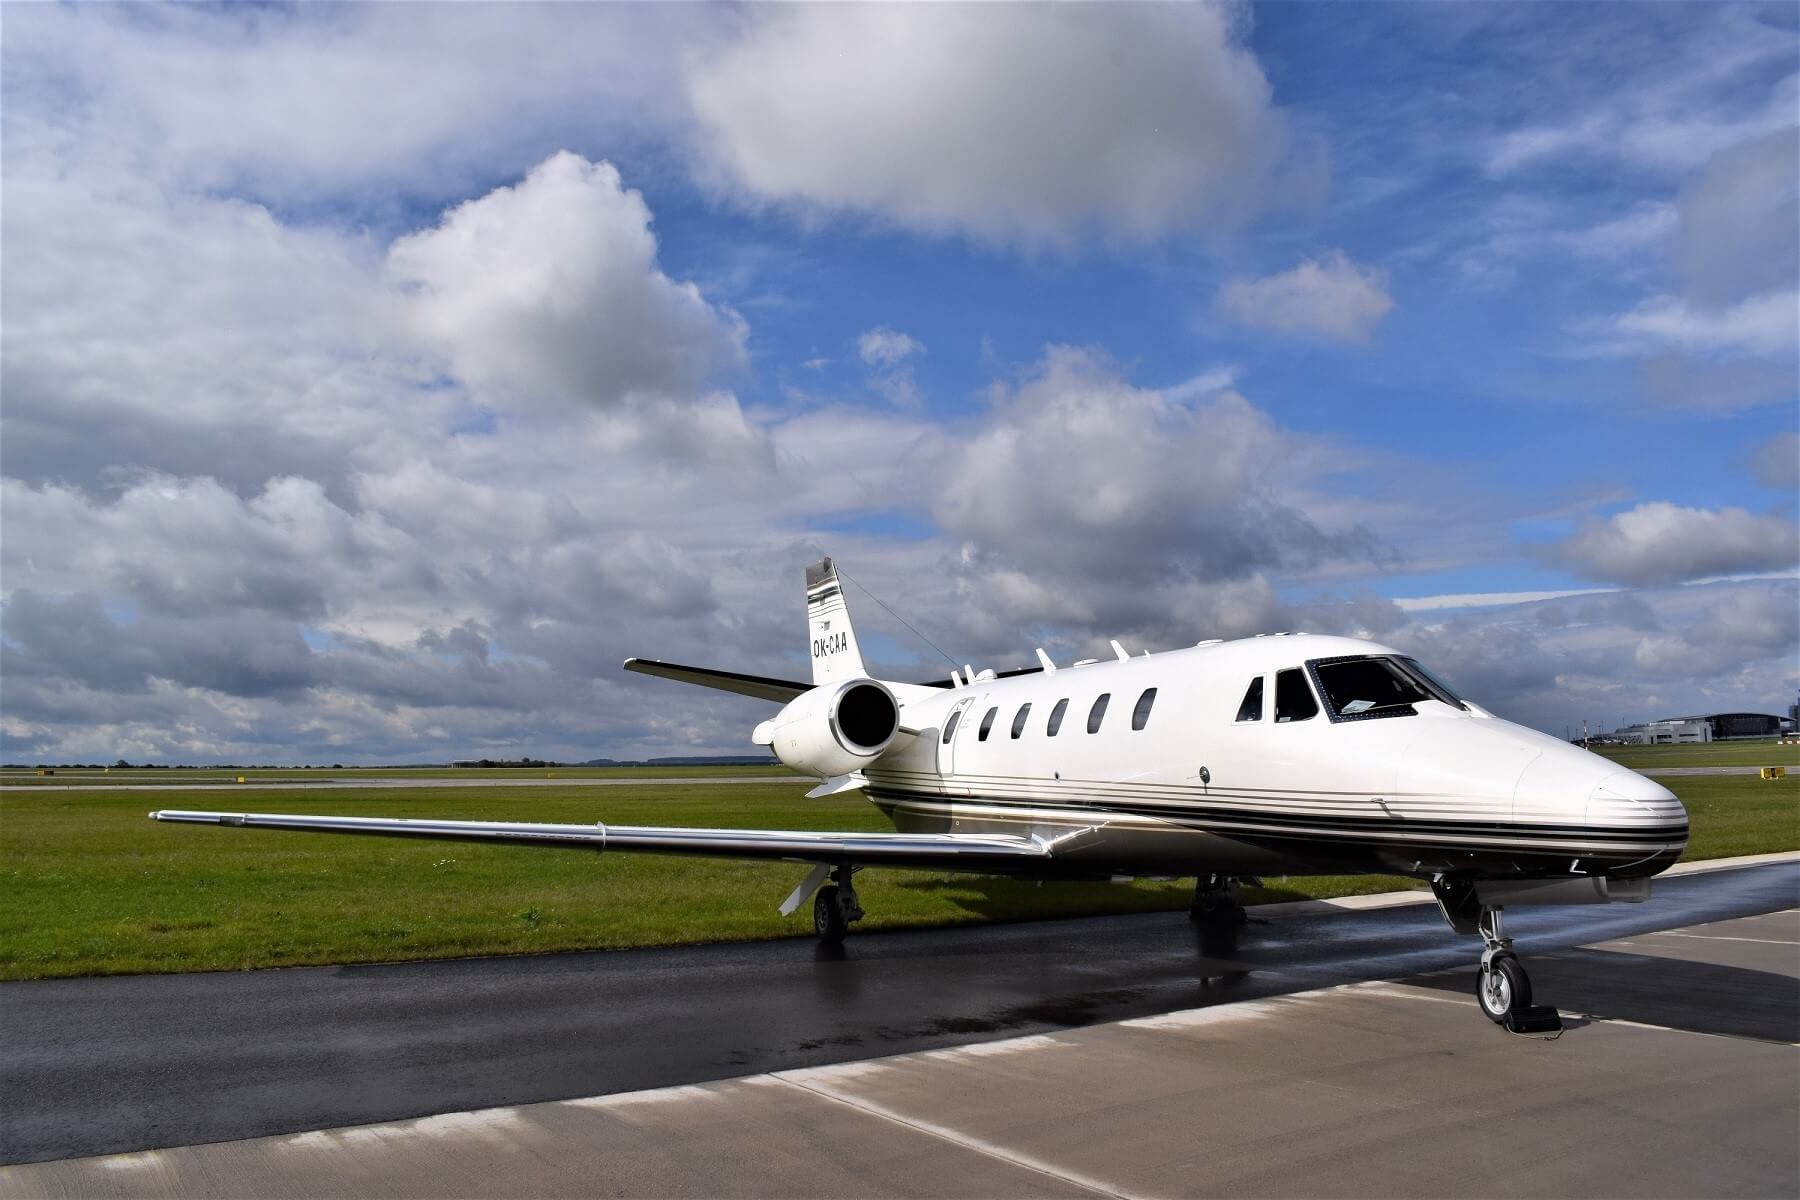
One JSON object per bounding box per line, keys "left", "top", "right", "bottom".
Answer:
{"left": 2, "top": 860, "right": 1795, "bottom": 1166}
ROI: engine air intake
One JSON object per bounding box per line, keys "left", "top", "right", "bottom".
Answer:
{"left": 835, "top": 682, "right": 898, "bottom": 750}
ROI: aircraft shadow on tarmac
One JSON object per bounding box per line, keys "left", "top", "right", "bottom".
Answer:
{"left": 1408, "top": 948, "right": 1800, "bottom": 1042}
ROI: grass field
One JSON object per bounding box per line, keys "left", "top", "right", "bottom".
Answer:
{"left": 1589, "top": 740, "right": 1800, "bottom": 770}
{"left": 1, "top": 770, "right": 1792, "bottom": 981}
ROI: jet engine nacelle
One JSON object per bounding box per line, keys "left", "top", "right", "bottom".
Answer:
{"left": 756, "top": 679, "right": 900, "bottom": 778}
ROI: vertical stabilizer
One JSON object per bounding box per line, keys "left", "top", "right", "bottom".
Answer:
{"left": 805, "top": 557, "right": 868, "bottom": 685}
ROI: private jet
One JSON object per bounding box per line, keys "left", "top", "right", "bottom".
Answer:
{"left": 152, "top": 558, "right": 1689, "bottom": 1034}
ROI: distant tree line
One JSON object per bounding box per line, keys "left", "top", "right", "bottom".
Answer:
{"left": 450, "top": 758, "right": 561, "bottom": 769}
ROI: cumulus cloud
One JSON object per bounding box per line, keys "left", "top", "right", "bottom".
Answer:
{"left": 931, "top": 347, "right": 1378, "bottom": 639}
{"left": 684, "top": 3, "right": 1295, "bottom": 243}
{"left": 0, "top": 3, "right": 694, "bottom": 204}
{"left": 1218, "top": 251, "right": 1393, "bottom": 343}
{"left": 1676, "top": 127, "right": 1799, "bottom": 307}
{"left": 388, "top": 153, "right": 746, "bottom": 408}
{"left": 0, "top": 164, "right": 426, "bottom": 498}
{"left": 1377, "top": 578, "right": 1797, "bottom": 731}
{"left": 858, "top": 328, "right": 923, "bottom": 367}
{"left": 1547, "top": 501, "right": 1800, "bottom": 586}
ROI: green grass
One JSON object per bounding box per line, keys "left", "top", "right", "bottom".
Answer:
{"left": 1, "top": 774, "right": 1792, "bottom": 981}
{"left": 1668, "top": 774, "right": 1800, "bottom": 860}
{"left": 1588, "top": 740, "right": 1800, "bottom": 770}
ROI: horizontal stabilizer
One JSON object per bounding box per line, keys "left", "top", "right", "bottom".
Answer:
{"left": 622, "top": 658, "right": 810, "bottom": 703}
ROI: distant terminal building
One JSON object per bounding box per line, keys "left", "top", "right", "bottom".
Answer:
{"left": 1614, "top": 719, "right": 1712, "bottom": 745}
{"left": 1613, "top": 712, "right": 1786, "bottom": 744}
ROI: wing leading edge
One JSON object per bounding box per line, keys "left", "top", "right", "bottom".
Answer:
{"left": 148, "top": 809, "right": 1065, "bottom": 872}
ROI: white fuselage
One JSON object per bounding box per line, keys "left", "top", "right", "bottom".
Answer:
{"left": 860, "top": 634, "right": 1687, "bottom": 883}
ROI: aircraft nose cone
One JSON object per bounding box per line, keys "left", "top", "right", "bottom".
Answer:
{"left": 1588, "top": 769, "right": 1689, "bottom": 874}
{"left": 1589, "top": 769, "right": 1680, "bottom": 808}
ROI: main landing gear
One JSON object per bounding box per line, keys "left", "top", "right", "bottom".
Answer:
{"left": 1434, "top": 877, "right": 1562, "bottom": 1036}
{"left": 812, "top": 863, "right": 864, "bottom": 945}
{"left": 1189, "top": 874, "right": 1248, "bottom": 955}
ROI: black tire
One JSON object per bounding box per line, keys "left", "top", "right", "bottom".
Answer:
{"left": 813, "top": 885, "right": 848, "bottom": 945}
{"left": 1476, "top": 955, "right": 1531, "bottom": 1024}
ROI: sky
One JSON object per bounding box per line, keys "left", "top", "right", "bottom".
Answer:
{"left": 1, "top": 1, "right": 1796, "bottom": 764}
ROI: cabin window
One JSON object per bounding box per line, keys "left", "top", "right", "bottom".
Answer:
{"left": 942, "top": 707, "right": 963, "bottom": 743}
{"left": 1132, "top": 687, "right": 1157, "bottom": 731}
{"left": 1046, "top": 698, "right": 1069, "bottom": 736}
{"left": 1274, "top": 668, "right": 1318, "bottom": 723}
{"left": 1087, "top": 693, "right": 1110, "bottom": 733}
{"left": 1010, "top": 703, "right": 1032, "bottom": 739}
{"left": 978, "top": 706, "right": 999, "bottom": 741}
{"left": 1235, "top": 677, "right": 1264, "bottom": 722}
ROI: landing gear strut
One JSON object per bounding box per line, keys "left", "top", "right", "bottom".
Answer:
{"left": 812, "top": 864, "right": 864, "bottom": 945}
{"left": 1434, "top": 878, "right": 1562, "bottom": 1036}
{"left": 1189, "top": 874, "right": 1247, "bottom": 955}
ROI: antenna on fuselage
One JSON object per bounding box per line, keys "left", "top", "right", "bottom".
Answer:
{"left": 833, "top": 566, "right": 961, "bottom": 673}
{"left": 1035, "top": 647, "right": 1057, "bottom": 674}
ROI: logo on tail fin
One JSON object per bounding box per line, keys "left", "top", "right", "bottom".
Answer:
{"left": 804, "top": 556, "right": 868, "bottom": 686}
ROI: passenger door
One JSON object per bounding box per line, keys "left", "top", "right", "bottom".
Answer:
{"left": 937, "top": 695, "right": 979, "bottom": 779}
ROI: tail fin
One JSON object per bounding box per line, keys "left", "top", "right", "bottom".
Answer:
{"left": 805, "top": 557, "right": 868, "bottom": 685}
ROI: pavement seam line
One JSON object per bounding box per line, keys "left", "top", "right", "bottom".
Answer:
{"left": 769, "top": 1071, "right": 1141, "bottom": 1200}
{"left": 1652, "top": 931, "right": 1800, "bottom": 945}
{"left": 1562, "top": 1014, "right": 1800, "bottom": 1048}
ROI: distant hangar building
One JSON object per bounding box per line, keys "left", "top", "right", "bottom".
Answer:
{"left": 1614, "top": 712, "right": 1786, "bottom": 744}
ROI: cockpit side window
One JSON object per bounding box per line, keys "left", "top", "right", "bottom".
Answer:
{"left": 1395, "top": 657, "right": 1467, "bottom": 710}
{"left": 1235, "top": 677, "right": 1264, "bottom": 722}
{"left": 1274, "top": 668, "right": 1318, "bottom": 723}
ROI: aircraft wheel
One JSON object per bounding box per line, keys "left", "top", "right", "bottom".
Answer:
{"left": 1476, "top": 954, "right": 1530, "bottom": 1024}
{"left": 813, "top": 885, "right": 849, "bottom": 945}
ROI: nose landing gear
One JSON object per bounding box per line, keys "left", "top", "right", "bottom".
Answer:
{"left": 1475, "top": 908, "right": 1561, "bottom": 1034}
{"left": 1433, "top": 877, "right": 1563, "bottom": 1036}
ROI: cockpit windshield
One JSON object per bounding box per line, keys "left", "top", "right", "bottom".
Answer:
{"left": 1307, "top": 655, "right": 1467, "bottom": 721}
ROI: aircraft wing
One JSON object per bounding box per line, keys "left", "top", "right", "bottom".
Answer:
{"left": 147, "top": 809, "right": 1064, "bottom": 872}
